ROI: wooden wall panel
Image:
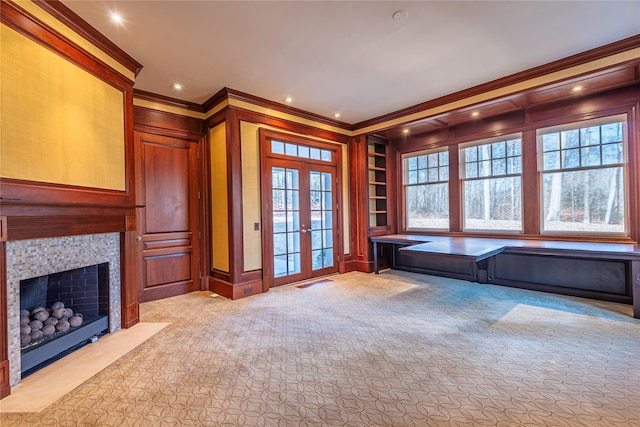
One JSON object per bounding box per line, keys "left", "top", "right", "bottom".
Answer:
{"left": 134, "top": 106, "right": 205, "bottom": 138}
{"left": 0, "top": 1, "right": 144, "bottom": 391}
{"left": 0, "top": 241, "right": 9, "bottom": 399}
{"left": 0, "top": 1, "right": 136, "bottom": 208}
{"left": 386, "top": 85, "right": 640, "bottom": 245}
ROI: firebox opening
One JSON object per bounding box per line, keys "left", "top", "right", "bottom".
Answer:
{"left": 19, "top": 263, "right": 110, "bottom": 377}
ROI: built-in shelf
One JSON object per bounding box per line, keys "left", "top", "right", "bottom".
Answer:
{"left": 367, "top": 136, "right": 389, "bottom": 233}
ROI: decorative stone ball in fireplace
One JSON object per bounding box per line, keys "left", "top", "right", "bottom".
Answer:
{"left": 19, "top": 264, "right": 110, "bottom": 376}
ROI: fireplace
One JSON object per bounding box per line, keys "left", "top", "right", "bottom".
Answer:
{"left": 5, "top": 233, "right": 121, "bottom": 387}
{"left": 19, "top": 263, "right": 110, "bottom": 376}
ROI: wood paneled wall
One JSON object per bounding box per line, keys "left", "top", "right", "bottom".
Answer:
{"left": 390, "top": 85, "right": 640, "bottom": 244}
{"left": 0, "top": 0, "right": 141, "bottom": 398}
{"left": 204, "top": 104, "right": 351, "bottom": 299}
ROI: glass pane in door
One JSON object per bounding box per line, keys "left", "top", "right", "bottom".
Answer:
{"left": 310, "top": 171, "right": 334, "bottom": 270}
{"left": 272, "top": 167, "right": 301, "bottom": 277}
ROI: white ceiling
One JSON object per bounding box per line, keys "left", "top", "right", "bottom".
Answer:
{"left": 61, "top": 1, "right": 640, "bottom": 124}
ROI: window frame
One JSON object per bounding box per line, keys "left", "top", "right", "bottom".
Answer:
{"left": 537, "top": 114, "right": 629, "bottom": 237}
{"left": 396, "top": 104, "right": 637, "bottom": 244}
{"left": 458, "top": 133, "right": 524, "bottom": 233}
{"left": 402, "top": 147, "right": 450, "bottom": 231}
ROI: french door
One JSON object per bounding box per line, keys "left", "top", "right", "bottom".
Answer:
{"left": 264, "top": 158, "right": 339, "bottom": 288}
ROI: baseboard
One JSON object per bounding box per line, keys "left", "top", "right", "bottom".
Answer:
{"left": 0, "top": 360, "right": 10, "bottom": 399}
{"left": 352, "top": 260, "right": 373, "bottom": 273}
{"left": 209, "top": 276, "right": 265, "bottom": 300}
{"left": 122, "top": 303, "right": 139, "bottom": 329}
{"left": 339, "top": 259, "right": 358, "bottom": 273}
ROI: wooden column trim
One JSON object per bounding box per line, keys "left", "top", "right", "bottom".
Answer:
{"left": 228, "top": 109, "right": 244, "bottom": 283}
{"left": 0, "top": 217, "right": 7, "bottom": 243}
{"left": 631, "top": 260, "right": 640, "bottom": 319}
{"left": 120, "top": 232, "right": 139, "bottom": 328}
{"left": 628, "top": 103, "right": 640, "bottom": 244}
{"left": 0, "top": 242, "right": 10, "bottom": 399}
{"left": 448, "top": 145, "right": 462, "bottom": 233}
{"left": 521, "top": 129, "right": 539, "bottom": 235}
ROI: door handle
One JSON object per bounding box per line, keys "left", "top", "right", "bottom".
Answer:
{"left": 300, "top": 229, "right": 312, "bottom": 233}
{"left": 136, "top": 236, "right": 142, "bottom": 241}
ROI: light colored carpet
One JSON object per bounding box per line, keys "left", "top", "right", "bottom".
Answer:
{"left": 0, "top": 322, "right": 168, "bottom": 413}
{"left": 1, "top": 270, "right": 638, "bottom": 426}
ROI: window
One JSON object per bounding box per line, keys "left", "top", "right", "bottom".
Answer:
{"left": 271, "top": 140, "right": 332, "bottom": 162}
{"left": 460, "top": 135, "right": 522, "bottom": 231}
{"left": 539, "top": 115, "right": 627, "bottom": 235}
{"left": 403, "top": 149, "right": 449, "bottom": 230}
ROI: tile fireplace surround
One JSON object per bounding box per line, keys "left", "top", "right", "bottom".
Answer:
{"left": 4, "top": 233, "right": 121, "bottom": 387}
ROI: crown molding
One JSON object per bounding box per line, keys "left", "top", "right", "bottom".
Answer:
{"left": 133, "top": 89, "right": 204, "bottom": 113}
{"left": 354, "top": 34, "right": 640, "bottom": 132}
{"left": 32, "top": 0, "right": 143, "bottom": 76}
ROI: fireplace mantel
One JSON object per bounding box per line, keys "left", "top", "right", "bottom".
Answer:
{"left": 0, "top": 202, "right": 139, "bottom": 399}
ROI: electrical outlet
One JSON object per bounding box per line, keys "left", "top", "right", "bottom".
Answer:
{"left": 254, "top": 222, "right": 260, "bottom": 231}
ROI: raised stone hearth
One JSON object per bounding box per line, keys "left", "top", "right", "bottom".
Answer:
{"left": 5, "top": 233, "right": 121, "bottom": 387}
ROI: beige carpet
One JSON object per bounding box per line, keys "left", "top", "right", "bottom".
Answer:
{"left": 1, "top": 271, "right": 638, "bottom": 426}
{"left": 0, "top": 322, "right": 168, "bottom": 413}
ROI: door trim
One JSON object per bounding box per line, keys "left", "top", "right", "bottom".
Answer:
{"left": 259, "top": 129, "right": 344, "bottom": 290}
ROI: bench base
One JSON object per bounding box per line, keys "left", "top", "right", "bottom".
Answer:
{"left": 371, "top": 235, "right": 639, "bottom": 318}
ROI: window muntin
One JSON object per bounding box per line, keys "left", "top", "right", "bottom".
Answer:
{"left": 271, "top": 140, "right": 332, "bottom": 162}
{"left": 460, "top": 135, "right": 522, "bottom": 232}
{"left": 539, "top": 115, "right": 627, "bottom": 235}
{"left": 403, "top": 149, "right": 449, "bottom": 230}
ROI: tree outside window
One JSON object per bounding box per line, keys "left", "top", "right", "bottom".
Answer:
{"left": 460, "top": 135, "right": 523, "bottom": 232}
{"left": 403, "top": 149, "right": 449, "bottom": 230}
{"left": 539, "top": 115, "right": 626, "bottom": 234}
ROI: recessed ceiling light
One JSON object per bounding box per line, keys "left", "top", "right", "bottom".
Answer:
{"left": 110, "top": 11, "right": 124, "bottom": 25}
{"left": 471, "top": 111, "right": 480, "bottom": 117}
{"left": 392, "top": 10, "right": 409, "bottom": 21}
{"left": 172, "top": 83, "right": 184, "bottom": 90}
{"left": 572, "top": 86, "right": 583, "bottom": 92}
{"left": 402, "top": 129, "right": 410, "bottom": 134}
{"left": 334, "top": 113, "right": 341, "bottom": 118}
{"left": 284, "top": 97, "right": 293, "bottom": 103}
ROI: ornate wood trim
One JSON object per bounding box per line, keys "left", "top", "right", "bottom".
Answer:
{"left": 1, "top": 1, "right": 136, "bottom": 86}
{"left": 377, "top": 85, "right": 640, "bottom": 259}
{"left": 0, "top": 217, "right": 7, "bottom": 243}
{"left": 134, "top": 106, "right": 206, "bottom": 138}
{"left": 3, "top": 215, "right": 128, "bottom": 242}
{"left": 227, "top": 109, "right": 243, "bottom": 283}
{"left": 134, "top": 89, "right": 204, "bottom": 113}
{"left": 203, "top": 87, "right": 352, "bottom": 131}
{"left": 0, "top": 242, "right": 10, "bottom": 399}
{"left": 233, "top": 108, "right": 351, "bottom": 145}
{"left": 202, "top": 87, "right": 232, "bottom": 114}
{"left": 1, "top": 1, "right": 137, "bottom": 209}
{"left": 0, "top": 179, "right": 133, "bottom": 207}
{"left": 226, "top": 88, "right": 351, "bottom": 131}
{"left": 32, "top": 0, "right": 142, "bottom": 75}
{"left": 355, "top": 34, "right": 640, "bottom": 131}
{"left": 208, "top": 275, "right": 263, "bottom": 300}
{"left": 121, "top": 232, "right": 139, "bottom": 329}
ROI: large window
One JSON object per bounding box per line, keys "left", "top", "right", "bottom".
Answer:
{"left": 460, "top": 135, "right": 522, "bottom": 232}
{"left": 539, "top": 115, "right": 627, "bottom": 235}
{"left": 403, "top": 149, "right": 449, "bottom": 230}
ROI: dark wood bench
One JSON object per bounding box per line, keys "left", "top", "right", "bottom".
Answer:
{"left": 371, "top": 234, "right": 640, "bottom": 318}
